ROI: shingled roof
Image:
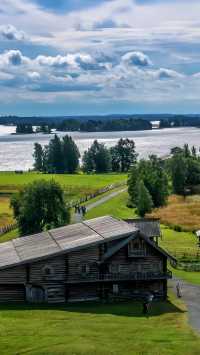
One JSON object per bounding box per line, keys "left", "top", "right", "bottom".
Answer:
{"left": 124, "top": 218, "right": 161, "bottom": 238}
{"left": 0, "top": 216, "right": 137, "bottom": 270}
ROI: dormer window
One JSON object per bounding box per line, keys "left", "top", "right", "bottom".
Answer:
{"left": 128, "top": 239, "right": 146, "bottom": 257}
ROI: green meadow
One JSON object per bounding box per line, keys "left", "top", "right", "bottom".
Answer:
{"left": 0, "top": 293, "right": 199, "bottom": 355}
{"left": 0, "top": 172, "right": 126, "bottom": 228}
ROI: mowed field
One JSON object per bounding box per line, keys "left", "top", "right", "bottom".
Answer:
{"left": 0, "top": 172, "right": 127, "bottom": 228}
{"left": 0, "top": 293, "right": 200, "bottom": 355}
{"left": 150, "top": 195, "right": 200, "bottom": 232}
{"left": 85, "top": 191, "right": 136, "bottom": 220}
{"left": 0, "top": 172, "right": 127, "bottom": 197}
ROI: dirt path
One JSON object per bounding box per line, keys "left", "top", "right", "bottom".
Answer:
{"left": 72, "top": 188, "right": 127, "bottom": 223}
{"left": 171, "top": 279, "right": 200, "bottom": 332}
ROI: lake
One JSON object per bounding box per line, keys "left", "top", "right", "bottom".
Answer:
{"left": 0, "top": 125, "right": 200, "bottom": 171}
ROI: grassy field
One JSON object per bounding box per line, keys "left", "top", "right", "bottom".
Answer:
{"left": 160, "top": 225, "right": 198, "bottom": 258}
{"left": 0, "top": 196, "right": 14, "bottom": 228}
{"left": 0, "top": 172, "right": 126, "bottom": 228}
{"left": 0, "top": 172, "right": 126, "bottom": 198}
{"left": 85, "top": 191, "right": 136, "bottom": 220}
{"left": 0, "top": 293, "right": 199, "bottom": 355}
{"left": 150, "top": 195, "right": 200, "bottom": 232}
{"left": 171, "top": 267, "right": 200, "bottom": 286}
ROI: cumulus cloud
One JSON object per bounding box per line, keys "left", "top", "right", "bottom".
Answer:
{"left": 27, "top": 71, "right": 40, "bottom": 80}
{"left": 0, "top": 24, "right": 26, "bottom": 41}
{"left": 35, "top": 53, "right": 107, "bottom": 71}
{"left": 121, "top": 51, "right": 152, "bottom": 67}
{"left": 0, "top": 50, "right": 28, "bottom": 66}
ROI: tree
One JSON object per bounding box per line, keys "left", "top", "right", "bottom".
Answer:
{"left": 171, "top": 154, "right": 187, "bottom": 194}
{"left": 128, "top": 155, "right": 168, "bottom": 208}
{"left": 11, "top": 180, "right": 70, "bottom": 235}
{"left": 128, "top": 165, "right": 139, "bottom": 206}
{"left": 62, "top": 135, "right": 80, "bottom": 173}
{"left": 136, "top": 180, "right": 153, "bottom": 217}
{"left": 110, "top": 138, "right": 138, "bottom": 172}
{"left": 33, "top": 143, "right": 44, "bottom": 172}
{"left": 47, "top": 135, "right": 63, "bottom": 173}
{"left": 83, "top": 140, "right": 111, "bottom": 173}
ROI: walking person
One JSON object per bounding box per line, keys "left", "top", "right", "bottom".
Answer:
{"left": 176, "top": 281, "right": 182, "bottom": 298}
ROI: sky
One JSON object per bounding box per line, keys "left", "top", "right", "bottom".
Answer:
{"left": 0, "top": 0, "right": 200, "bottom": 115}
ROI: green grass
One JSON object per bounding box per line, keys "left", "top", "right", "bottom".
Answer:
{"left": 171, "top": 267, "right": 200, "bottom": 286}
{"left": 0, "top": 228, "right": 19, "bottom": 243}
{"left": 0, "top": 293, "right": 199, "bottom": 355}
{"left": 160, "top": 225, "right": 198, "bottom": 258}
{"left": 0, "top": 172, "right": 126, "bottom": 198}
{"left": 85, "top": 191, "right": 136, "bottom": 220}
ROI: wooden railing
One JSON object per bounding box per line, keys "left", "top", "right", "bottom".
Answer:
{"left": 66, "top": 270, "right": 172, "bottom": 283}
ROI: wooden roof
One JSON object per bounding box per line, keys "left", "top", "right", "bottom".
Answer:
{"left": 0, "top": 216, "right": 137, "bottom": 270}
{"left": 124, "top": 218, "right": 161, "bottom": 238}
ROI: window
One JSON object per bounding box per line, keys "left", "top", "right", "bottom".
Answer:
{"left": 81, "top": 264, "right": 90, "bottom": 275}
{"left": 42, "top": 265, "right": 54, "bottom": 278}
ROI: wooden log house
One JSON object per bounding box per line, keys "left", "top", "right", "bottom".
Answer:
{"left": 0, "top": 216, "right": 175, "bottom": 303}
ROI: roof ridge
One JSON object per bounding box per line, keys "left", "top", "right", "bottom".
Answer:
{"left": 82, "top": 220, "right": 105, "bottom": 240}
{"left": 48, "top": 230, "right": 62, "bottom": 251}
{"left": 11, "top": 239, "right": 22, "bottom": 262}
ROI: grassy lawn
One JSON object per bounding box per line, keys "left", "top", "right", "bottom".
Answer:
{"left": 171, "top": 267, "right": 200, "bottom": 286}
{"left": 150, "top": 194, "right": 200, "bottom": 232}
{"left": 0, "top": 293, "right": 199, "bottom": 355}
{"left": 160, "top": 225, "right": 198, "bottom": 258}
{"left": 85, "top": 191, "right": 136, "bottom": 220}
{"left": 0, "top": 172, "right": 126, "bottom": 198}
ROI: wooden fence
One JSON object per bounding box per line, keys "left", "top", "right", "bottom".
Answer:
{"left": 0, "top": 223, "right": 17, "bottom": 237}
{"left": 67, "top": 181, "right": 127, "bottom": 208}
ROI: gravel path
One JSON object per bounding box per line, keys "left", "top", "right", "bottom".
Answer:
{"left": 72, "top": 188, "right": 127, "bottom": 223}
{"left": 171, "top": 279, "right": 200, "bottom": 332}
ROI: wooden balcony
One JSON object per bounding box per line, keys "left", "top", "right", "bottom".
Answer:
{"left": 66, "top": 270, "right": 172, "bottom": 284}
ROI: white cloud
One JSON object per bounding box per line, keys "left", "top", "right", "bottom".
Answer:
{"left": 27, "top": 71, "right": 40, "bottom": 80}
{"left": 0, "top": 24, "right": 26, "bottom": 41}
{"left": 121, "top": 51, "right": 152, "bottom": 67}
{"left": 0, "top": 49, "right": 29, "bottom": 66}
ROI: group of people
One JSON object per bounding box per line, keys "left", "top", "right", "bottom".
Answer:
{"left": 74, "top": 204, "right": 87, "bottom": 216}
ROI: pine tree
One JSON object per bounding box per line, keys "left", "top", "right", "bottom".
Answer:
{"left": 62, "top": 135, "right": 80, "bottom": 173}
{"left": 171, "top": 154, "right": 187, "bottom": 195}
{"left": 136, "top": 180, "right": 153, "bottom": 217}
{"left": 82, "top": 140, "right": 111, "bottom": 173}
{"left": 47, "top": 135, "right": 63, "bottom": 173}
{"left": 33, "top": 143, "right": 44, "bottom": 172}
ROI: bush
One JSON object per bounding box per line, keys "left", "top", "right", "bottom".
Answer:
{"left": 173, "top": 225, "right": 183, "bottom": 232}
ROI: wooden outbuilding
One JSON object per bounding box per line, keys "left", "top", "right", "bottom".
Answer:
{"left": 0, "top": 216, "right": 175, "bottom": 303}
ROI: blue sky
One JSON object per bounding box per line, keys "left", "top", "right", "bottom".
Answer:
{"left": 0, "top": 0, "right": 199, "bottom": 115}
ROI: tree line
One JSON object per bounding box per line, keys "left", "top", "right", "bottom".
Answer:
{"left": 33, "top": 136, "right": 138, "bottom": 174}
{"left": 56, "top": 118, "right": 152, "bottom": 132}
{"left": 16, "top": 124, "right": 51, "bottom": 134}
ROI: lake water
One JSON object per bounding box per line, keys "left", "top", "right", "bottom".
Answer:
{"left": 0, "top": 125, "right": 200, "bottom": 171}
